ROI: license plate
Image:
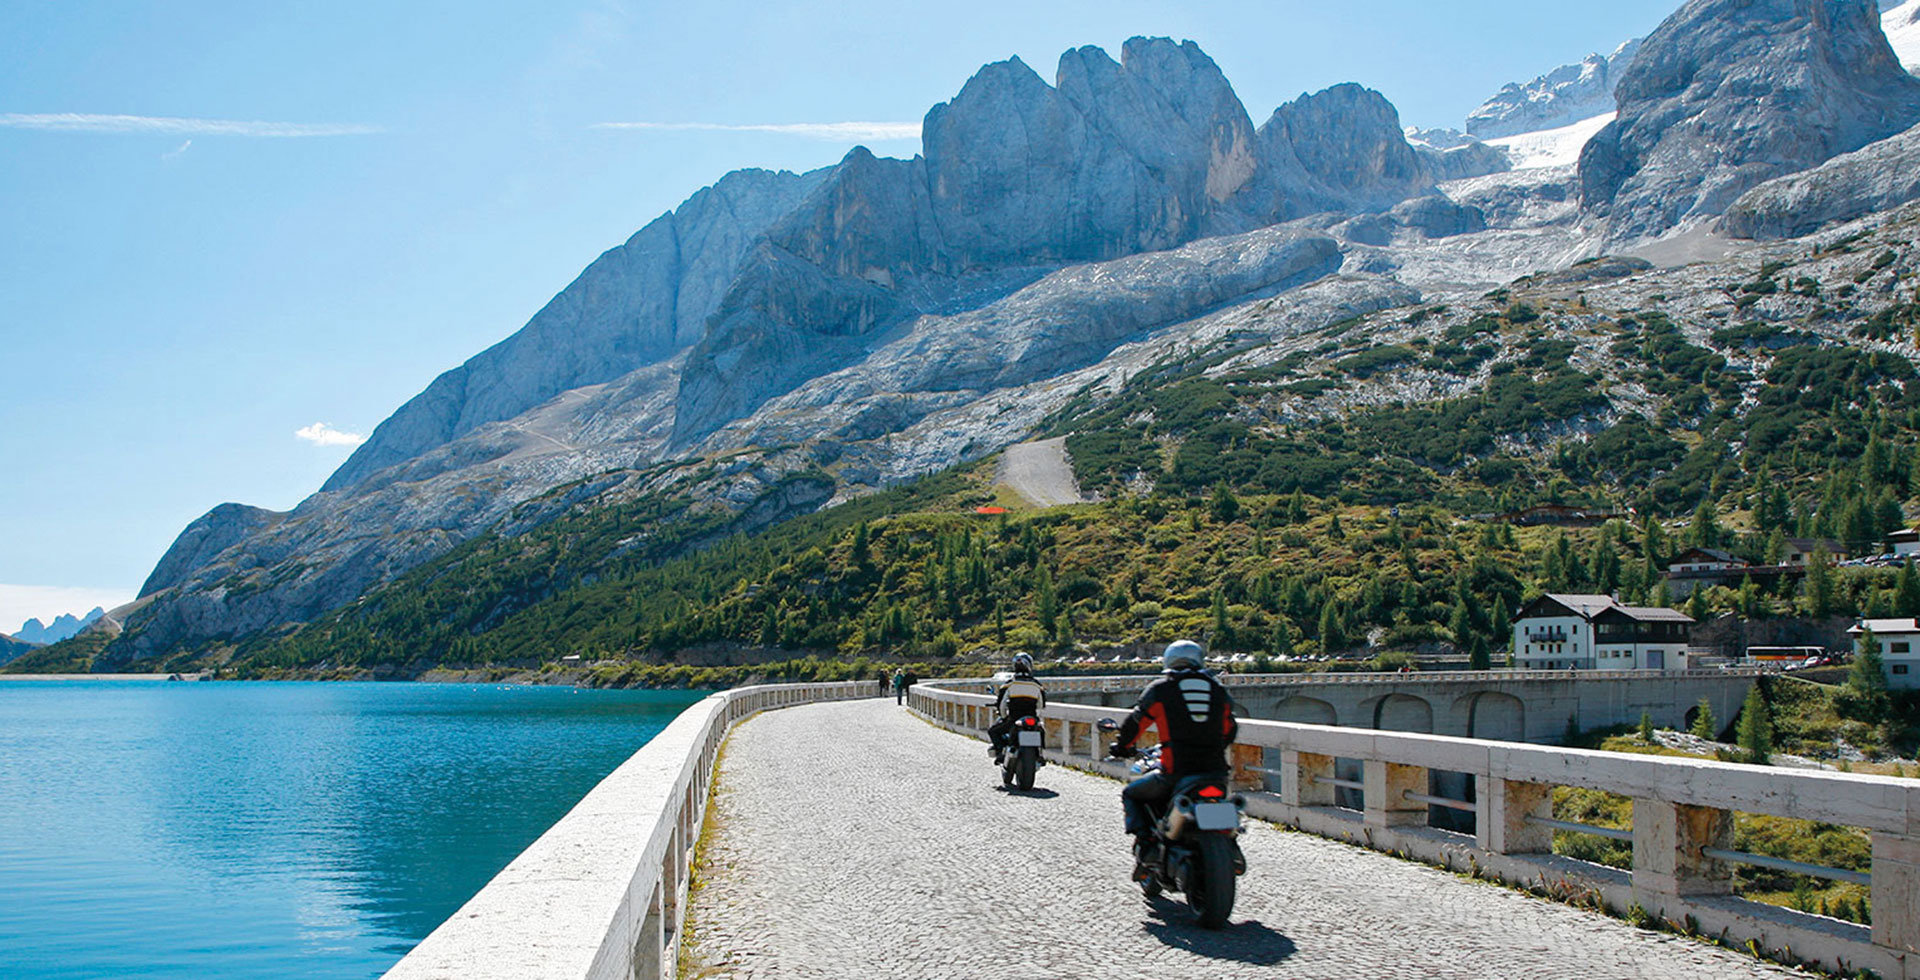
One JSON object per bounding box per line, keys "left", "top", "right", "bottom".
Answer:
{"left": 1193, "top": 801, "right": 1239, "bottom": 831}
{"left": 1017, "top": 731, "right": 1043, "bottom": 747}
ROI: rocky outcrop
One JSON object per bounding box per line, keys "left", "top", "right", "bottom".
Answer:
{"left": 323, "top": 167, "right": 827, "bottom": 492}
{"left": 1721, "top": 120, "right": 1920, "bottom": 238}
{"left": 1579, "top": 0, "right": 1920, "bottom": 241}
{"left": 1468, "top": 40, "right": 1641, "bottom": 139}
{"left": 672, "top": 43, "right": 1438, "bottom": 442}
{"left": 1259, "top": 83, "right": 1433, "bottom": 215}
{"left": 1416, "top": 141, "right": 1512, "bottom": 181}
{"left": 139, "top": 503, "right": 285, "bottom": 597}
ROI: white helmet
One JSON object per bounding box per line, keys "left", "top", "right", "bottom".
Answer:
{"left": 1163, "top": 640, "right": 1205, "bottom": 671}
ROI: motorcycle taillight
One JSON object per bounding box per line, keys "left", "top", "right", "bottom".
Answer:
{"left": 1197, "top": 784, "right": 1226, "bottom": 800}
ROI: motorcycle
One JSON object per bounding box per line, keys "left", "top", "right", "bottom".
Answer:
{"left": 995, "top": 713, "right": 1045, "bottom": 790}
{"left": 1097, "top": 717, "right": 1246, "bottom": 928}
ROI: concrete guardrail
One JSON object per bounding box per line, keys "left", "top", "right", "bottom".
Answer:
{"left": 910, "top": 677, "right": 1920, "bottom": 980}
{"left": 381, "top": 680, "right": 876, "bottom": 980}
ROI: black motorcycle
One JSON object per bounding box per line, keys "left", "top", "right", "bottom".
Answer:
{"left": 995, "top": 714, "right": 1045, "bottom": 791}
{"left": 1097, "top": 718, "right": 1246, "bottom": 928}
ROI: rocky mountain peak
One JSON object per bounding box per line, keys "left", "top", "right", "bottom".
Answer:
{"left": 1580, "top": 0, "right": 1920, "bottom": 240}
{"left": 1259, "top": 83, "right": 1433, "bottom": 213}
{"left": 1467, "top": 39, "right": 1642, "bottom": 139}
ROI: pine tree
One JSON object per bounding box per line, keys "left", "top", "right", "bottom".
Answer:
{"left": 1210, "top": 482, "right": 1241, "bottom": 524}
{"left": 1691, "top": 500, "right": 1721, "bottom": 549}
{"left": 1899, "top": 563, "right": 1920, "bottom": 617}
{"left": 1268, "top": 619, "right": 1294, "bottom": 658}
{"left": 1847, "top": 629, "right": 1892, "bottom": 722}
{"left": 1035, "top": 567, "right": 1059, "bottom": 641}
{"left": 1805, "top": 547, "right": 1835, "bottom": 618}
{"left": 1211, "top": 590, "right": 1234, "bottom": 650}
{"left": 1640, "top": 710, "right": 1655, "bottom": 742}
{"left": 1319, "top": 598, "right": 1348, "bottom": 653}
{"left": 1737, "top": 684, "right": 1772, "bottom": 765}
{"left": 1468, "top": 633, "right": 1492, "bottom": 671}
{"left": 1286, "top": 491, "right": 1308, "bottom": 524}
{"left": 1690, "top": 698, "right": 1718, "bottom": 740}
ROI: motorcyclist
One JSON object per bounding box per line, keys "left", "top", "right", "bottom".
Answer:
{"left": 1109, "top": 639, "right": 1238, "bottom": 878}
{"left": 986, "top": 653, "right": 1046, "bottom": 762}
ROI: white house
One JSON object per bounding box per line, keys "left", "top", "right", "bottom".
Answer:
{"left": 1512, "top": 593, "right": 1694, "bottom": 671}
{"left": 1847, "top": 618, "right": 1920, "bottom": 690}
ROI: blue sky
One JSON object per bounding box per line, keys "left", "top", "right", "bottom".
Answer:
{"left": 0, "top": 0, "right": 1682, "bottom": 632}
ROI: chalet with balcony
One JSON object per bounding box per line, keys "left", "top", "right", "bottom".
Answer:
{"left": 1512, "top": 593, "right": 1694, "bottom": 671}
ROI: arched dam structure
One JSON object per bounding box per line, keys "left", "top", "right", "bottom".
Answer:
{"left": 1028, "top": 668, "right": 1759, "bottom": 743}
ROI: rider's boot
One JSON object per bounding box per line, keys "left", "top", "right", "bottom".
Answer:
{"left": 1131, "top": 834, "right": 1159, "bottom": 882}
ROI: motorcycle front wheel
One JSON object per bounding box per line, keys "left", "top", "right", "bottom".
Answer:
{"left": 1190, "top": 834, "right": 1237, "bottom": 928}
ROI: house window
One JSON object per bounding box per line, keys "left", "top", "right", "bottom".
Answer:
{"left": 1894, "top": 665, "right": 1911, "bottom": 675}
{"left": 1893, "top": 642, "right": 1911, "bottom": 654}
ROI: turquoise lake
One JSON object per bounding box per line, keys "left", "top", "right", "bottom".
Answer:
{"left": 0, "top": 680, "right": 706, "bottom": 979}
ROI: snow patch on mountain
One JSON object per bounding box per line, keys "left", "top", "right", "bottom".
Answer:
{"left": 1889, "top": 0, "right": 1920, "bottom": 72}
{"left": 1485, "top": 112, "right": 1616, "bottom": 171}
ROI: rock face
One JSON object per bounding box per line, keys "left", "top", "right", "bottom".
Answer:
{"left": 323, "top": 167, "right": 828, "bottom": 492}
{"left": 1468, "top": 39, "right": 1642, "bottom": 139}
{"left": 670, "top": 45, "right": 1436, "bottom": 442}
{"left": 140, "top": 502, "right": 285, "bottom": 596}
{"left": 1721, "top": 120, "right": 1920, "bottom": 238}
{"left": 1579, "top": 0, "right": 1920, "bottom": 241}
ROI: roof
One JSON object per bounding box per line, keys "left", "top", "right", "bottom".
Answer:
{"left": 1525, "top": 594, "right": 1619, "bottom": 619}
{"left": 1517, "top": 594, "right": 1694, "bottom": 625}
{"left": 1848, "top": 618, "right": 1920, "bottom": 635}
{"left": 1670, "top": 547, "right": 1746, "bottom": 565}
{"left": 1889, "top": 528, "right": 1920, "bottom": 543}
{"left": 1612, "top": 606, "right": 1695, "bottom": 624}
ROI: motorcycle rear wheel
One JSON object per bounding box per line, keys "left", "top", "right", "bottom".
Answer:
{"left": 1190, "top": 834, "right": 1237, "bottom": 928}
{"left": 1015, "top": 748, "right": 1037, "bottom": 790}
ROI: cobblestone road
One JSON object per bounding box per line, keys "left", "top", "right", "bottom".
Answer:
{"left": 685, "top": 700, "right": 1811, "bottom": 979}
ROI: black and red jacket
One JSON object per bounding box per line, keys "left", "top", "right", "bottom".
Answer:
{"left": 1115, "top": 667, "right": 1238, "bottom": 774}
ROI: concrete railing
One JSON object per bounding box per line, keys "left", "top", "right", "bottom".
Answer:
{"left": 382, "top": 681, "right": 875, "bottom": 980}
{"left": 943, "top": 667, "right": 1767, "bottom": 696}
{"left": 910, "top": 679, "right": 1920, "bottom": 980}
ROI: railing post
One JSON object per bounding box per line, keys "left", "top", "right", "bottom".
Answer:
{"left": 1478, "top": 777, "right": 1553, "bottom": 855}
{"left": 1871, "top": 832, "right": 1920, "bottom": 954}
{"left": 635, "top": 880, "right": 664, "bottom": 979}
{"left": 1631, "top": 799, "right": 1734, "bottom": 910}
{"left": 1364, "top": 760, "right": 1427, "bottom": 829}
{"left": 1285, "top": 751, "right": 1335, "bottom": 808}
{"left": 1229, "top": 743, "right": 1262, "bottom": 792}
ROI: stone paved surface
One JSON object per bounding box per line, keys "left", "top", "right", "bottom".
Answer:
{"left": 685, "top": 700, "right": 1813, "bottom": 979}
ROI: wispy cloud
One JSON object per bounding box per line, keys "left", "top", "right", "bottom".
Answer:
{"left": 592, "top": 120, "right": 921, "bottom": 142}
{"left": 0, "top": 113, "right": 383, "bottom": 137}
{"left": 295, "top": 422, "right": 368, "bottom": 448}
{"left": 161, "top": 139, "right": 192, "bottom": 162}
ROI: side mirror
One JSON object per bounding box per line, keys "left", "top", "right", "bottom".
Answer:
{"left": 1096, "top": 718, "right": 1120, "bottom": 732}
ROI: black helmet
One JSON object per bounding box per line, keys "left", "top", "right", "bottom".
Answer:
{"left": 1011, "top": 653, "right": 1034, "bottom": 676}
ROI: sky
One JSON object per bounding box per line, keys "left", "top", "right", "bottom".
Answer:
{"left": 0, "top": 0, "right": 1685, "bottom": 633}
